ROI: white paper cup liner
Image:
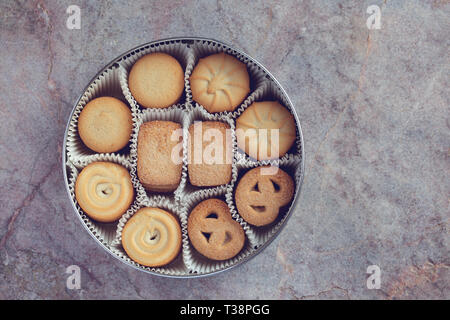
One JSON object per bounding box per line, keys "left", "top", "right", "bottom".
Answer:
{"left": 227, "top": 158, "right": 302, "bottom": 247}
{"left": 111, "top": 195, "right": 187, "bottom": 276}
{"left": 66, "top": 154, "right": 135, "bottom": 248}
{"left": 186, "top": 40, "right": 267, "bottom": 117}
{"left": 66, "top": 66, "right": 135, "bottom": 166}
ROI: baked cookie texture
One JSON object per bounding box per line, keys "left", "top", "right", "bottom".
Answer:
{"left": 78, "top": 96, "right": 133, "bottom": 153}
{"left": 188, "top": 121, "right": 232, "bottom": 187}
{"left": 128, "top": 53, "right": 184, "bottom": 108}
{"left": 188, "top": 198, "right": 245, "bottom": 261}
{"left": 122, "top": 207, "right": 182, "bottom": 267}
{"left": 75, "top": 162, "right": 134, "bottom": 222}
{"left": 190, "top": 52, "right": 250, "bottom": 113}
{"left": 235, "top": 166, "right": 294, "bottom": 226}
{"left": 137, "top": 120, "right": 183, "bottom": 192}
{"left": 236, "top": 101, "right": 296, "bottom": 160}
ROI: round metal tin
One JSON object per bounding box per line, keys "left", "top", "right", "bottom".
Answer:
{"left": 62, "top": 37, "right": 305, "bottom": 278}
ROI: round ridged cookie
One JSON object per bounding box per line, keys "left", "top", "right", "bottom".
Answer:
{"left": 128, "top": 53, "right": 184, "bottom": 108}
{"left": 78, "top": 97, "right": 133, "bottom": 153}
{"left": 236, "top": 101, "right": 296, "bottom": 160}
{"left": 190, "top": 52, "right": 250, "bottom": 113}
{"left": 235, "top": 166, "right": 294, "bottom": 226}
{"left": 75, "top": 162, "right": 134, "bottom": 222}
{"left": 122, "top": 207, "right": 182, "bottom": 267}
{"left": 188, "top": 198, "right": 245, "bottom": 261}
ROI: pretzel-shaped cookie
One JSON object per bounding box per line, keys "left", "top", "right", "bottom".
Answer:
{"left": 188, "top": 199, "right": 245, "bottom": 261}
{"left": 235, "top": 166, "right": 294, "bottom": 226}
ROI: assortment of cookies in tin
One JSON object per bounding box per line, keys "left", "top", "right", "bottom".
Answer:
{"left": 64, "top": 39, "right": 303, "bottom": 276}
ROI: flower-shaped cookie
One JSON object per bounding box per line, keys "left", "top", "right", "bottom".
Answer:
{"left": 75, "top": 162, "right": 134, "bottom": 222}
{"left": 190, "top": 52, "right": 250, "bottom": 113}
{"left": 122, "top": 207, "right": 182, "bottom": 267}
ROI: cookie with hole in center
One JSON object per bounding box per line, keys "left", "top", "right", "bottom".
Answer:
{"left": 188, "top": 198, "right": 245, "bottom": 260}
{"left": 235, "top": 166, "right": 294, "bottom": 226}
{"left": 121, "top": 207, "right": 182, "bottom": 267}
{"left": 75, "top": 161, "right": 134, "bottom": 222}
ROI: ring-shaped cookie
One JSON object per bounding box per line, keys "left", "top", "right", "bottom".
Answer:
{"left": 121, "top": 207, "right": 182, "bottom": 267}
{"left": 75, "top": 162, "right": 134, "bottom": 222}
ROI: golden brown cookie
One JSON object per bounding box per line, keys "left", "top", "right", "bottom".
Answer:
{"left": 235, "top": 166, "right": 294, "bottom": 226}
{"left": 190, "top": 52, "right": 250, "bottom": 113}
{"left": 78, "top": 97, "right": 133, "bottom": 153}
{"left": 188, "top": 121, "right": 232, "bottom": 187}
{"left": 75, "top": 162, "right": 134, "bottom": 222}
{"left": 122, "top": 207, "right": 182, "bottom": 267}
{"left": 137, "top": 120, "right": 183, "bottom": 192}
{"left": 236, "top": 101, "right": 296, "bottom": 160}
{"left": 188, "top": 198, "right": 245, "bottom": 260}
{"left": 128, "top": 53, "right": 184, "bottom": 108}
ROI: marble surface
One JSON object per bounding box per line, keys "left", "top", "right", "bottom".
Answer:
{"left": 0, "top": 0, "right": 448, "bottom": 299}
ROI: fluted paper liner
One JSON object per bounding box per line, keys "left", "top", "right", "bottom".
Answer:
{"left": 233, "top": 80, "right": 303, "bottom": 164}
{"left": 186, "top": 40, "right": 267, "bottom": 118}
{"left": 179, "top": 106, "right": 238, "bottom": 197}
{"left": 66, "top": 154, "right": 136, "bottom": 248}
{"left": 128, "top": 104, "right": 187, "bottom": 204}
{"left": 64, "top": 38, "right": 304, "bottom": 277}
{"left": 227, "top": 158, "right": 303, "bottom": 248}
{"left": 66, "top": 65, "right": 136, "bottom": 165}
{"left": 118, "top": 40, "right": 194, "bottom": 112}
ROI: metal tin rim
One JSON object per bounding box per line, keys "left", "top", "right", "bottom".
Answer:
{"left": 62, "top": 36, "right": 305, "bottom": 278}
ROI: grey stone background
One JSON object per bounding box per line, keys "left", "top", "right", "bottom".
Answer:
{"left": 0, "top": 0, "right": 448, "bottom": 299}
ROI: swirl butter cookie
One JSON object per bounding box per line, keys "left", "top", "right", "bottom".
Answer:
{"left": 190, "top": 52, "right": 250, "bottom": 113}
{"left": 129, "top": 53, "right": 184, "bottom": 108}
{"left": 188, "top": 199, "right": 245, "bottom": 260}
{"left": 122, "top": 207, "right": 182, "bottom": 267}
{"left": 78, "top": 97, "right": 133, "bottom": 153}
{"left": 236, "top": 101, "right": 296, "bottom": 160}
{"left": 75, "top": 162, "right": 134, "bottom": 222}
{"left": 235, "top": 166, "right": 294, "bottom": 226}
